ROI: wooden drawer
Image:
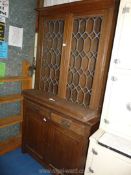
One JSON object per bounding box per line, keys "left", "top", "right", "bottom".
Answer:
{"left": 24, "top": 99, "right": 51, "bottom": 119}
{"left": 51, "top": 113, "right": 86, "bottom": 136}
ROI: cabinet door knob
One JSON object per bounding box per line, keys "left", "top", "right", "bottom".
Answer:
{"left": 43, "top": 118, "right": 47, "bottom": 122}
{"left": 88, "top": 167, "right": 94, "bottom": 173}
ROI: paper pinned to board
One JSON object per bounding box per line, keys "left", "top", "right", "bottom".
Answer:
{"left": 0, "top": 16, "right": 5, "bottom": 23}
{"left": 8, "top": 25, "right": 23, "bottom": 48}
{"left": 0, "top": 21, "right": 5, "bottom": 41}
{"left": 0, "top": 41, "right": 8, "bottom": 59}
{"left": 0, "top": 0, "right": 9, "bottom": 18}
{"left": 0, "top": 61, "right": 6, "bottom": 76}
{"left": 0, "top": 61, "right": 6, "bottom": 84}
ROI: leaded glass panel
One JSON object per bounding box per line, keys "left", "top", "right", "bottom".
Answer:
{"left": 40, "top": 19, "right": 64, "bottom": 95}
{"left": 66, "top": 16, "right": 103, "bottom": 107}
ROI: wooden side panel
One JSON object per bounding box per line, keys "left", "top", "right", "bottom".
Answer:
{"left": 21, "top": 60, "right": 32, "bottom": 90}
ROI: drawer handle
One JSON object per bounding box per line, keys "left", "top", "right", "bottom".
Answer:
{"left": 92, "top": 148, "right": 98, "bottom": 155}
{"left": 114, "top": 59, "right": 120, "bottom": 64}
{"left": 60, "top": 119, "right": 71, "bottom": 128}
{"left": 111, "top": 76, "right": 117, "bottom": 82}
{"left": 88, "top": 167, "right": 94, "bottom": 173}
{"left": 104, "top": 119, "right": 109, "bottom": 124}
{"left": 43, "top": 117, "right": 47, "bottom": 122}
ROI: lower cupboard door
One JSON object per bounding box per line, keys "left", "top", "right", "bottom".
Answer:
{"left": 25, "top": 114, "right": 43, "bottom": 159}
{"left": 46, "top": 124, "right": 86, "bottom": 174}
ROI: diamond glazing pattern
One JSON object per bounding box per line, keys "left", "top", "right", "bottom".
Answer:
{"left": 40, "top": 19, "right": 64, "bottom": 95}
{"left": 66, "top": 17, "right": 103, "bottom": 107}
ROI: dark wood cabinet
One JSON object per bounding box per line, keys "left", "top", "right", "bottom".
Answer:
{"left": 22, "top": 90, "right": 100, "bottom": 174}
{"left": 22, "top": 0, "right": 119, "bottom": 174}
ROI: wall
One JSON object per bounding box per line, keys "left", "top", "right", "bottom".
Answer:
{"left": 44, "top": 0, "right": 81, "bottom": 6}
{"left": 0, "top": 0, "right": 36, "bottom": 141}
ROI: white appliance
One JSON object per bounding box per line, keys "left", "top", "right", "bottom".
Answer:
{"left": 84, "top": 130, "right": 131, "bottom": 175}
{"left": 84, "top": 0, "right": 131, "bottom": 174}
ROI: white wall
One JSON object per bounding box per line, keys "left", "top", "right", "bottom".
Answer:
{"left": 44, "top": 0, "right": 81, "bottom": 6}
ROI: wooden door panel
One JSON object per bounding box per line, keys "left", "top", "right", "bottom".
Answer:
{"left": 24, "top": 108, "right": 43, "bottom": 158}
{"left": 46, "top": 123, "right": 86, "bottom": 173}
{"left": 24, "top": 105, "right": 49, "bottom": 159}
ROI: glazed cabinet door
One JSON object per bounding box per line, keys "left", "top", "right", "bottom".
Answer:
{"left": 64, "top": 15, "right": 103, "bottom": 108}
{"left": 35, "top": 14, "right": 66, "bottom": 95}
{"left": 22, "top": 100, "right": 49, "bottom": 160}
{"left": 58, "top": 7, "right": 117, "bottom": 110}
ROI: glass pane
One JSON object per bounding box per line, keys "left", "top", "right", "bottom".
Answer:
{"left": 40, "top": 19, "right": 64, "bottom": 95}
{"left": 66, "top": 16, "right": 103, "bottom": 107}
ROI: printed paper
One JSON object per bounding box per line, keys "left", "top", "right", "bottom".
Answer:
{"left": 0, "top": 15, "right": 5, "bottom": 23}
{"left": 8, "top": 25, "right": 23, "bottom": 48}
{"left": 0, "top": 41, "right": 8, "bottom": 59}
{"left": 0, "top": 0, "right": 9, "bottom": 18}
{"left": 0, "top": 61, "right": 5, "bottom": 76}
{"left": 0, "top": 61, "right": 6, "bottom": 84}
{"left": 0, "top": 21, "right": 5, "bottom": 41}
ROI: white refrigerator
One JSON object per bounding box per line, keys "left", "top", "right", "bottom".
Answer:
{"left": 84, "top": 0, "right": 131, "bottom": 174}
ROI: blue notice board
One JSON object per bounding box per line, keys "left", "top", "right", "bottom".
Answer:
{"left": 0, "top": 41, "right": 8, "bottom": 59}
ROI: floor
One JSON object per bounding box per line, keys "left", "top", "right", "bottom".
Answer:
{"left": 0, "top": 148, "right": 51, "bottom": 175}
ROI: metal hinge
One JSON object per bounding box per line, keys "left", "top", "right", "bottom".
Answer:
{"left": 122, "top": 6, "right": 130, "bottom": 14}
{"left": 28, "top": 57, "right": 36, "bottom": 76}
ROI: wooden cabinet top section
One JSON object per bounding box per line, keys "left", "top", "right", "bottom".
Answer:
{"left": 36, "top": 0, "right": 119, "bottom": 16}
{"left": 35, "top": 0, "right": 120, "bottom": 112}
